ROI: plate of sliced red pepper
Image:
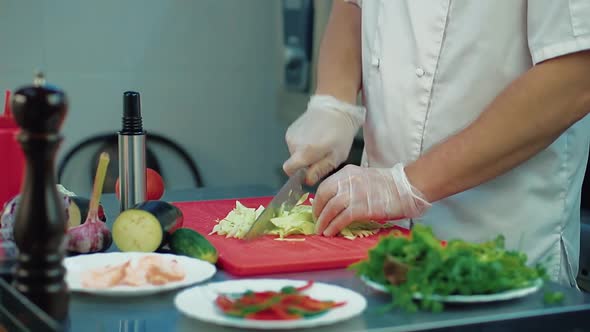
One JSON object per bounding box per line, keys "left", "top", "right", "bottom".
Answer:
{"left": 174, "top": 279, "right": 367, "bottom": 329}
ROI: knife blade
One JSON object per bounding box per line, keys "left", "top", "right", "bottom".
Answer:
{"left": 243, "top": 167, "right": 307, "bottom": 240}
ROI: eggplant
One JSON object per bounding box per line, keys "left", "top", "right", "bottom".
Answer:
{"left": 112, "top": 200, "right": 184, "bottom": 252}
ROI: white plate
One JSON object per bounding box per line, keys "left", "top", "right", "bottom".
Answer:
{"left": 361, "top": 275, "right": 543, "bottom": 303}
{"left": 65, "top": 252, "right": 216, "bottom": 296}
{"left": 174, "top": 279, "right": 367, "bottom": 330}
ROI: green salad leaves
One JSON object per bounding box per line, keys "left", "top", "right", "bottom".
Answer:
{"left": 349, "top": 224, "right": 547, "bottom": 312}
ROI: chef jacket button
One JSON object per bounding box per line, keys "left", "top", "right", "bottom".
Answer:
{"left": 371, "top": 56, "right": 380, "bottom": 67}
{"left": 415, "top": 67, "right": 425, "bottom": 77}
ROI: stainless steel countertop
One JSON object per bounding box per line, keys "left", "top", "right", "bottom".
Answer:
{"left": 66, "top": 185, "right": 590, "bottom": 332}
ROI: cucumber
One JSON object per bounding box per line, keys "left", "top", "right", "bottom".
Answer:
{"left": 112, "top": 200, "right": 183, "bottom": 252}
{"left": 170, "top": 228, "right": 218, "bottom": 264}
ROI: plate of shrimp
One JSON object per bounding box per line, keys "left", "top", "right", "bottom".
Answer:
{"left": 64, "top": 252, "right": 216, "bottom": 296}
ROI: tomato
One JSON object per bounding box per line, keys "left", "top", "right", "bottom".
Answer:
{"left": 115, "top": 168, "right": 165, "bottom": 201}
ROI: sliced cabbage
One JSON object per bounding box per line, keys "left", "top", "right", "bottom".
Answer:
{"left": 267, "top": 213, "right": 315, "bottom": 238}
{"left": 209, "top": 201, "right": 264, "bottom": 238}
{"left": 339, "top": 221, "right": 390, "bottom": 240}
{"left": 209, "top": 193, "right": 391, "bottom": 240}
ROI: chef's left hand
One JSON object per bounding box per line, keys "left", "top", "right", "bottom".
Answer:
{"left": 312, "top": 164, "right": 432, "bottom": 237}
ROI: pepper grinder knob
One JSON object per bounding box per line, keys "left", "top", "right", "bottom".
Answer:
{"left": 12, "top": 72, "right": 67, "bottom": 134}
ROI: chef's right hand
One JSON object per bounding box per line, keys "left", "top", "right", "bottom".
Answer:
{"left": 283, "top": 95, "right": 366, "bottom": 186}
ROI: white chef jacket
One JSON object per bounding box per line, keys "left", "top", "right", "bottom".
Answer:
{"left": 345, "top": 0, "right": 590, "bottom": 287}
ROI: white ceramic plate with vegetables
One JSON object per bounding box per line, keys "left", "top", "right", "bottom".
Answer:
{"left": 175, "top": 279, "right": 367, "bottom": 330}
{"left": 65, "top": 252, "right": 216, "bottom": 296}
{"left": 360, "top": 275, "right": 543, "bottom": 303}
{"left": 350, "top": 224, "right": 548, "bottom": 309}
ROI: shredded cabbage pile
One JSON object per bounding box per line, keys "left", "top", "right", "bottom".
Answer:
{"left": 209, "top": 193, "right": 391, "bottom": 240}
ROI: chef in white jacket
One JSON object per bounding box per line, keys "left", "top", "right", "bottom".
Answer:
{"left": 283, "top": 0, "right": 590, "bottom": 287}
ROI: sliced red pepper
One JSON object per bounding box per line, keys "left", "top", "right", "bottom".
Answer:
{"left": 328, "top": 301, "right": 346, "bottom": 308}
{"left": 245, "top": 310, "right": 279, "bottom": 320}
{"left": 277, "top": 294, "right": 304, "bottom": 306}
{"left": 296, "top": 297, "right": 346, "bottom": 311}
{"left": 235, "top": 295, "right": 283, "bottom": 316}
{"left": 246, "top": 291, "right": 276, "bottom": 300}
{"left": 215, "top": 280, "right": 344, "bottom": 321}
{"left": 215, "top": 295, "right": 235, "bottom": 311}
{"left": 237, "top": 292, "right": 276, "bottom": 306}
{"left": 252, "top": 291, "right": 279, "bottom": 298}
{"left": 269, "top": 306, "right": 301, "bottom": 320}
{"left": 296, "top": 280, "right": 314, "bottom": 292}
{"left": 243, "top": 305, "right": 302, "bottom": 320}
{"left": 287, "top": 306, "right": 329, "bottom": 317}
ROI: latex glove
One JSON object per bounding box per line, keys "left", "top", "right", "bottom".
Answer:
{"left": 283, "top": 95, "right": 366, "bottom": 185}
{"left": 313, "top": 163, "right": 431, "bottom": 236}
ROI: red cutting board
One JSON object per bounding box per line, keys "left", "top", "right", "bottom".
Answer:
{"left": 172, "top": 196, "right": 410, "bottom": 276}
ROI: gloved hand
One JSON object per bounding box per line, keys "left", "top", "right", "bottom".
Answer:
{"left": 283, "top": 95, "right": 366, "bottom": 185}
{"left": 312, "top": 163, "right": 432, "bottom": 236}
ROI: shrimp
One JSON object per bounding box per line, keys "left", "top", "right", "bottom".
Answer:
{"left": 81, "top": 260, "right": 129, "bottom": 289}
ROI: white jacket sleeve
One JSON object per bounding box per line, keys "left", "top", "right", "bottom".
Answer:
{"left": 528, "top": 0, "right": 590, "bottom": 65}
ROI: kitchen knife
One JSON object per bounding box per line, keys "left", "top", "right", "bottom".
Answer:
{"left": 244, "top": 167, "right": 307, "bottom": 240}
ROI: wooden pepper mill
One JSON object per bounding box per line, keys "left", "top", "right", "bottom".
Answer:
{"left": 11, "top": 72, "right": 69, "bottom": 322}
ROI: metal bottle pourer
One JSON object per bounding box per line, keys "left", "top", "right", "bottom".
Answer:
{"left": 118, "top": 91, "right": 146, "bottom": 211}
